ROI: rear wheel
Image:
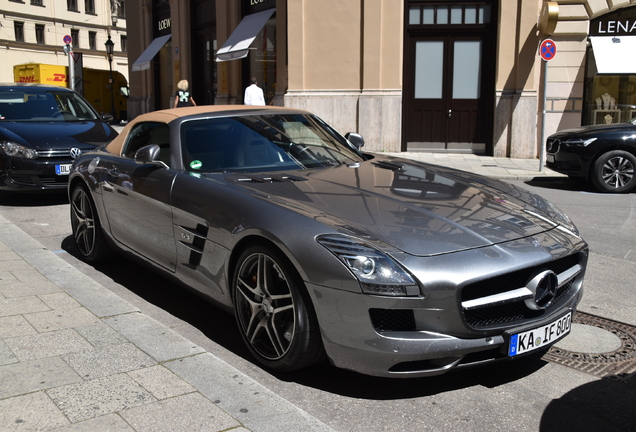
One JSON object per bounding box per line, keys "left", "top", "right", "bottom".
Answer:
{"left": 591, "top": 150, "right": 636, "bottom": 193}
{"left": 70, "top": 184, "right": 112, "bottom": 262}
{"left": 232, "top": 245, "right": 324, "bottom": 371}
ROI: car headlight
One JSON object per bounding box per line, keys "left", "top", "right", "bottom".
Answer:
{"left": 0, "top": 141, "right": 38, "bottom": 159}
{"left": 563, "top": 137, "right": 597, "bottom": 147}
{"left": 316, "top": 234, "right": 420, "bottom": 296}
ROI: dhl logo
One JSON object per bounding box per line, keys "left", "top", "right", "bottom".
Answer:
{"left": 18, "top": 76, "right": 36, "bottom": 82}
{"left": 45, "top": 74, "right": 67, "bottom": 82}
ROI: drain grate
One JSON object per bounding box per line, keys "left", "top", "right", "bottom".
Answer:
{"left": 543, "top": 311, "right": 636, "bottom": 378}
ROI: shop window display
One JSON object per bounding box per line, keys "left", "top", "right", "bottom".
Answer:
{"left": 584, "top": 75, "right": 636, "bottom": 125}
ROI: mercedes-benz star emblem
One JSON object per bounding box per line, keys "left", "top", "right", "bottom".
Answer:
{"left": 524, "top": 270, "right": 558, "bottom": 310}
{"left": 70, "top": 147, "right": 82, "bottom": 159}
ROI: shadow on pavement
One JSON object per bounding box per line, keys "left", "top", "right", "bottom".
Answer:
{"left": 525, "top": 177, "right": 597, "bottom": 193}
{"left": 272, "top": 350, "right": 549, "bottom": 399}
{"left": 0, "top": 190, "right": 68, "bottom": 206}
{"left": 540, "top": 373, "right": 636, "bottom": 432}
{"left": 61, "top": 235, "right": 551, "bottom": 399}
{"left": 60, "top": 234, "right": 250, "bottom": 357}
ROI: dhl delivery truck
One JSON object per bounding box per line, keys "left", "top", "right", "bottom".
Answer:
{"left": 13, "top": 63, "right": 128, "bottom": 122}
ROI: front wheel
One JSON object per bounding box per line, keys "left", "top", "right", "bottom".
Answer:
{"left": 70, "top": 184, "right": 112, "bottom": 262}
{"left": 232, "top": 245, "right": 324, "bottom": 372}
{"left": 591, "top": 150, "right": 636, "bottom": 193}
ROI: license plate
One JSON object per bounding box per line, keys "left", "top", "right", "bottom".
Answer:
{"left": 55, "top": 164, "right": 71, "bottom": 175}
{"left": 547, "top": 154, "right": 555, "bottom": 163}
{"left": 508, "top": 312, "right": 572, "bottom": 356}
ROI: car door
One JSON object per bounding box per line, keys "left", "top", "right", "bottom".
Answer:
{"left": 100, "top": 121, "right": 178, "bottom": 271}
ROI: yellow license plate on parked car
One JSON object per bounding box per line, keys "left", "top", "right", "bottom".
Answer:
{"left": 508, "top": 312, "right": 572, "bottom": 356}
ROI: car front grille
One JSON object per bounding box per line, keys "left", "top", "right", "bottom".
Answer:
{"left": 460, "top": 253, "right": 583, "bottom": 330}
{"left": 546, "top": 138, "right": 560, "bottom": 154}
{"left": 11, "top": 174, "right": 68, "bottom": 187}
{"left": 36, "top": 149, "right": 72, "bottom": 158}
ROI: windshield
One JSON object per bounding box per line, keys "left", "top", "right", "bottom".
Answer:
{"left": 180, "top": 114, "right": 366, "bottom": 173}
{"left": 0, "top": 89, "right": 98, "bottom": 122}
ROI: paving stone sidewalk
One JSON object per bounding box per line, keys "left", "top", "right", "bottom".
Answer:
{"left": 0, "top": 214, "right": 334, "bottom": 432}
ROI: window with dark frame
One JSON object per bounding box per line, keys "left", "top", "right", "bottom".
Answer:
{"left": 15, "top": 22, "right": 24, "bottom": 42}
{"left": 85, "top": 0, "right": 95, "bottom": 14}
{"left": 88, "top": 31, "right": 96, "bottom": 50}
{"left": 118, "top": 0, "right": 126, "bottom": 18}
{"left": 408, "top": 3, "right": 491, "bottom": 26}
{"left": 71, "top": 29, "right": 79, "bottom": 48}
{"left": 67, "top": 0, "right": 78, "bottom": 11}
{"left": 31, "top": 0, "right": 43, "bottom": 5}
{"left": 35, "top": 24, "right": 45, "bottom": 44}
{"left": 120, "top": 35, "right": 127, "bottom": 52}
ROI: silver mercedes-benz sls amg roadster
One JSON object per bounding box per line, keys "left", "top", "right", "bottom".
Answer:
{"left": 68, "top": 106, "right": 587, "bottom": 378}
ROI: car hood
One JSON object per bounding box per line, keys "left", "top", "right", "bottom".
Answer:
{"left": 0, "top": 121, "right": 117, "bottom": 150}
{"left": 222, "top": 158, "right": 575, "bottom": 256}
{"left": 550, "top": 122, "right": 636, "bottom": 139}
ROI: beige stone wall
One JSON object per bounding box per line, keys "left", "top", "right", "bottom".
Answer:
{"left": 285, "top": 0, "right": 403, "bottom": 152}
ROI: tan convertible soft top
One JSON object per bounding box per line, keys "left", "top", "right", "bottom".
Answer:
{"left": 105, "top": 105, "right": 308, "bottom": 156}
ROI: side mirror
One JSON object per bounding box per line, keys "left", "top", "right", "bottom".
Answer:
{"left": 101, "top": 113, "right": 114, "bottom": 123}
{"left": 134, "top": 144, "right": 167, "bottom": 168}
{"left": 345, "top": 132, "right": 365, "bottom": 150}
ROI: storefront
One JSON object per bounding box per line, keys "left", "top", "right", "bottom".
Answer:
{"left": 584, "top": 6, "right": 636, "bottom": 126}
{"left": 216, "top": 0, "right": 277, "bottom": 105}
{"left": 127, "top": 0, "right": 173, "bottom": 116}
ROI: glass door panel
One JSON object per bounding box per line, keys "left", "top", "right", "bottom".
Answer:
{"left": 415, "top": 41, "right": 444, "bottom": 99}
{"left": 452, "top": 41, "right": 481, "bottom": 99}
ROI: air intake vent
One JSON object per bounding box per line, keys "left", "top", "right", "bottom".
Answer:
{"left": 370, "top": 309, "right": 416, "bottom": 332}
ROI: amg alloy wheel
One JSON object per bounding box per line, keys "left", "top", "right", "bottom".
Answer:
{"left": 232, "top": 245, "right": 324, "bottom": 371}
{"left": 592, "top": 150, "right": 636, "bottom": 193}
{"left": 70, "top": 184, "right": 111, "bottom": 262}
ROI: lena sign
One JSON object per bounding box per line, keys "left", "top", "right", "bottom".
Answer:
{"left": 590, "top": 6, "right": 636, "bottom": 36}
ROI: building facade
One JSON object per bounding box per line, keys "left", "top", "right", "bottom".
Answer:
{"left": 0, "top": 0, "right": 128, "bottom": 106}
{"left": 126, "top": 0, "right": 636, "bottom": 157}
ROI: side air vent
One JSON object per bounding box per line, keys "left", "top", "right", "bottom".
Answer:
{"left": 178, "top": 223, "right": 209, "bottom": 268}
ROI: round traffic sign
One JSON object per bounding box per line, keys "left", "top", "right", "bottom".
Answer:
{"left": 540, "top": 39, "right": 557, "bottom": 61}
{"left": 63, "top": 35, "right": 72, "bottom": 45}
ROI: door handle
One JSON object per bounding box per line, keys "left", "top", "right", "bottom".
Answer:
{"left": 448, "top": 110, "right": 452, "bottom": 118}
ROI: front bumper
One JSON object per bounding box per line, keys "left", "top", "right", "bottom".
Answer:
{"left": 309, "top": 283, "right": 582, "bottom": 378}
{"left": 0, "top": 155, "right": 73, "bottom": 191}
{"left": 545, "top": 138, "right": 594, "bottom": 178}
{"left": 307, "top": 232, "right": 587, "bottom": 378}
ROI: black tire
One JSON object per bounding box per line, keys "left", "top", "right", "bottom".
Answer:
{"left": 591, "top": 150, "right": 636, "bottom": 193}
{"left": 70, "top": 184, "right": 112, "bottom": 262}
{"left": 232, "top": 244, "right": 325, "bottom": 371}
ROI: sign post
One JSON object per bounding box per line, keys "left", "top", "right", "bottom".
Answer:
{"left": 63, "top": 35, "right": 75, "bottom": 91}
{"left": 539, "top": 39, "right": 557, "bottom": 172}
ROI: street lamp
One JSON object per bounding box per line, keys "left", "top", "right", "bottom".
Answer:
{"left": 104, "top": 35, "right": 116, "bottom": 123}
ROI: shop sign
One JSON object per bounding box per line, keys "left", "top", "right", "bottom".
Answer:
{"left": 590, "top": 6, "right": 636, "bottom": 36}
{"left": 154, "top": 2, "right": 171, "bottom": 37}
{"left": 244, "top": 0, "right": 274, "bottom": 14}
